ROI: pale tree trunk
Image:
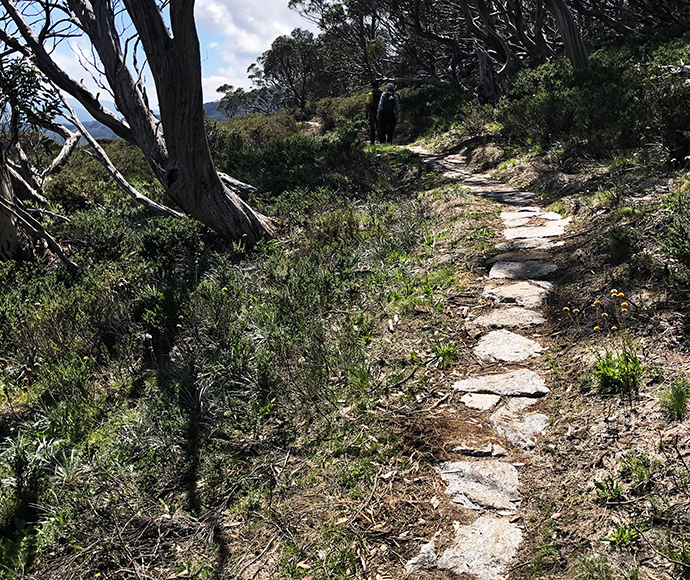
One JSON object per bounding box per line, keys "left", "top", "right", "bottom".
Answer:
{"left": 544, "top": 0, "right": 590, "bottom": 70}
{"left": 120, "top": 0, "right": 275, "bottom": 246}
{"left": 3, "top": 0, "right": 275, "bottom": 246}
{"left": 0, "top": 148, "right": 21, "bottom": 260}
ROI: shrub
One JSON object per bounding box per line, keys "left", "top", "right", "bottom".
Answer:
{"left": 223, "top": 128, "right": 366, "bottom": 196}
{"left": 313, "top": 92, "right": 368, "bottom": 131}
{"left": 593, "top": 344, "right": 644, "bottom": 396}
{"left": 659, "top": 376, "right": 690, "bottom": 420}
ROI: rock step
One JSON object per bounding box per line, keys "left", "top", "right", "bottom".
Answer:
{"left": 489, "top": 260, "right": 557, "bottom": 280}
{"left": 474, "top": 329, "right": 544, "bottom": 362}
{"left": 453, "top": 368, "right": 549, "bottom": 397}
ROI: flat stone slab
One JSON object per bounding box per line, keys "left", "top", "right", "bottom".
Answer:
{"left": 437, "top": 515, "right": 523, "bottom": 580}
{"left": 490, "top": 406, "right": 549, "bottom": 449}
{"left": 460, "top": 393, "right": 502, "bottom": 410}
{"left": 500, "top": 209, "right": 540, "bottom": 220}
{"left": 503, "top": 224, "right": 565, "bottom": 239}
{"left": 489, "top": 260, "right": 557, "bottom": 280}
{"left": 453, "top": 369, "right": 549, "bottom": 397}
{"left": 474, "top": 330, "right": 543, "bottom": 362}
{"left": 483, "top": 281, "right": 551, "bottom": 308}
{"left": 437, "top": 461, "right": 520, "bottom": 510}
{"left": 541, "top": 212, "right": 567, "bottom": 220}
{"left": 488, "top": 250, "right": 550, "bottom": 263}
{"left": 495, "top": 238, "right": 563, "bottom": 251}
{"left": 469, "top": 307, "right": 546, "bottom": 330}
{"left": 502, "top": 217, "right": 531, "bottom": 227}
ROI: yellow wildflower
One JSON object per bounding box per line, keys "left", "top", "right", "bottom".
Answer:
{"left": 617, "top": 292, "right": 624, "bottom": 297}
{"left": 621, "top": 302, "right": 628, "bottom": 307}
{"left": 594, "top": 326, "right": 600, "bottom": 331}
{"left": 601, "top": 312, "right": 608, "bottom": 317}
{"left": 563, "top": 307, "right": 570, "bottom": 312}
{"left": 612, "top": 326, "right": 618, "bottom": 330}
{"left": 573, "top": 308, "right": 580, "bottom": 313}
{"left": 594, "top": 300, "right": 601, "bottom": 306}
{"left": 621, "top": 308, "right": 628, "bottom": 313}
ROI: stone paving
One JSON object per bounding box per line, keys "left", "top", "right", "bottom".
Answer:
{"left": 404, "top": 148, "right": 567, "bottom": 579}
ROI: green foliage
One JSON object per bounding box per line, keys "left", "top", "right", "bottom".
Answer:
{"left": 662, "top": 530, "right": 690, "bottom": 579}
{"left": 593, "top": 347, "right": 644, "bottom": 396}
{"left": 495, "top": 32, "right": 690, "bottom": 158}
{"left": 313, "top": 92, "right": 369, "bottom": 131}
{"left": 223, "top": 127, "right": 365, "bottom": 196}
{"left": 603, "top": 523, "right": 641, "bottom": 546}
{"left": 660, "top": 183, "right": 690, "bottom": 269}
{"left": 569, "top": 552, "right": 640, "bottom": 580}
{"left": 206, "top": 111, "right": 300, "bottom": 164}
{"left": 595, "top": 476, "right": 624, "bottom": 504}
{"left": 429, "top": 341, "right": 458, "bottom": 369}
{"left": 659, "top": 376, "right": 690, "bottom": 420}
{"left": 0, "top": 117, "right": 437, "bottom": 577}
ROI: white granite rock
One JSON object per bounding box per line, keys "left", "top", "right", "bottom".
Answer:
{"left": 473, "top": 331, "right": 544, "bottom": 362}
{"left": 503, "top": 224, "right": 566, "bottom": 239}
{"left": 405, "top": 539, "right": 437, "bottom": 573}
{"left": 490, "top": 406, "right": 549, "bottom": 449}
{"left": 489, "top": 260, "right": 557, "bottom": 280}
{"left": 494, "top": 238, "right": 563, "bottom": 251}
{"left": 436, "top": 516, "right": 523, "bottom": 580}
{"left": 460, "top": 393, "right": 502, "bottom": 410}
{"left": 453, "top": 369, "right": 549, "bottom": 397}
{"left": 437, "top": 460, "right": 520, "bottom": 510}
{"left": 469, "top": 307, "right": 546, "bottom": 329}
{"left": 483, "top": 281, "right": 551, "bottom": 308}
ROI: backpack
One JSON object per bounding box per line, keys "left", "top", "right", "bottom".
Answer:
{"left": 381, "top": 93, "right": 396, "bottom": 114}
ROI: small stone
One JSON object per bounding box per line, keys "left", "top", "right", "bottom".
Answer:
{"left": 492, "top": 444, "right": 508, "bottom": 457}
{"left": 473, "top": 331, "right": 544, "bottom": 362}
{"left": 468, "top": 307, "right": 546, "bottom": 329}
{"left": 506, "top": 397, "right": 540, "bottom": 411}
{"left": 495, "top": 238, "right": 563, "bottom": 251}
{"left": 453, "top": 369, "right": 549, "bottom": 397}
{"left": 460, "top": 393, "right": 501, "bottom": 410}
{"left": 437, "top": 461, "right": 521, "bottom": 510}
{"left": 453, "top": 443, "right": 494, "bottom": 456}
{"left": 489, "top": 260, "right": 557, "bottom": 280}
{"left": 436, "top": 515, "right": 523, "bottom": 580}
{"left": 405, "top": 539, "right": 437, "bottom": 573}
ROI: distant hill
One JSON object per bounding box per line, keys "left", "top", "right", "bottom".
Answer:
{"left": 52, "top": 99, "right": 227, "bottom": 143}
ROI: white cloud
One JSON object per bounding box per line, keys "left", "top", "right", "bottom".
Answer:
{"left": 195, "top": 0, "right": 317, "bottom": 99}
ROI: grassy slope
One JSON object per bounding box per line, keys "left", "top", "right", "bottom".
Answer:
{"left": 2, "top": 31, "right": 690, "bottom": 580}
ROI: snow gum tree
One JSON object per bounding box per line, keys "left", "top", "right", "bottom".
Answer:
{"left": 0, "top": 0, "right": 276, "bottom": 246}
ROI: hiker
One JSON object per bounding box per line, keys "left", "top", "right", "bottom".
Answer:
{"left": 365, "top": 82, "right": 383, "bottom": 145}
{"left": 377, "top": 83, "right": 400, "bottom": 144}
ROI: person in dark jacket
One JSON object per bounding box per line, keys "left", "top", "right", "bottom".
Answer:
{"left": 377, "top": 83, "right": 400, "bottom": 144}
{"left": 365, "top": 82, "right": 383, "bottom": 145}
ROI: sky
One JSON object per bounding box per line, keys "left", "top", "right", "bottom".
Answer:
{"left": 195, "top": 0, "right": 318, "bottom": 103}
{"left": 49, "top": 0, "right": 318, "bottom": 115}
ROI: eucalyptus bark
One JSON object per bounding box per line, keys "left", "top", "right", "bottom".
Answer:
{"left": 544, "top": 0, "right": 590, "bottom": 70}
{"left": 2, "top": 0, "right": 275, "bottom": 246}
{"left": 0, "top": 148, "right": 21, "bottom": 260}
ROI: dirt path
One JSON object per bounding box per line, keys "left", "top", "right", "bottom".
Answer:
{"left": 403, "top": 146, "right": 571, "bottom": 579}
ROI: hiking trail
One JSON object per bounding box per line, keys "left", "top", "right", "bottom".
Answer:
{"left": 402, "top": 145, "right": 571, "bottom": 579}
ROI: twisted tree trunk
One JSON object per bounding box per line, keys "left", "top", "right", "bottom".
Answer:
{"left": 3, "top": 0, "right": 275, "bottom": 246}
{"left": 0, "top": 148, "right": 21, "bottom": 260}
